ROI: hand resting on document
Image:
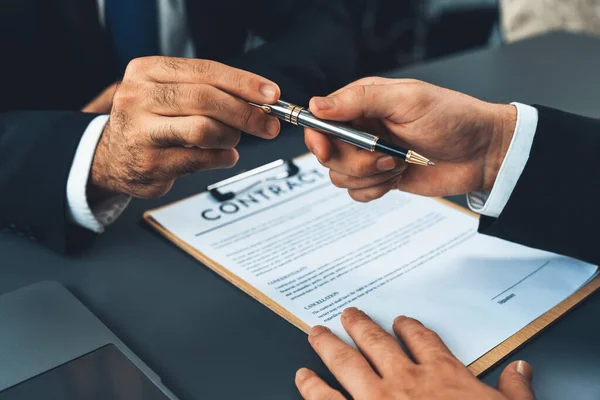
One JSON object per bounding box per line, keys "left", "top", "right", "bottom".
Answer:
{"left": 295, "top": 308, "right": 535, "bottom": 400}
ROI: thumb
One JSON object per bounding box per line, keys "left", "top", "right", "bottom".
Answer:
{"left": 497, "top": 361, "right": 535, "bottom": 400}
{"left": 309, "top": 84, "right": 399, "bottom": 122}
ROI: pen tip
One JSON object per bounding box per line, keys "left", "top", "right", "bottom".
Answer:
{"left": 427, "top": 161, "right": 436, "bottom": 166}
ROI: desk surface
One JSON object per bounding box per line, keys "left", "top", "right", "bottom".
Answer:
{"left": 2, "top": 32, "right": 600, "bottom": 400}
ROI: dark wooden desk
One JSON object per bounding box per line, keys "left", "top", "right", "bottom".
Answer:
{"left": 2, "top": 32, "right": 599, "bottom": 399}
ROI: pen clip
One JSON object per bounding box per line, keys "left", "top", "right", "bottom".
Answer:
{"left": 207, "top": 159, "right": 300, "bottom": 202}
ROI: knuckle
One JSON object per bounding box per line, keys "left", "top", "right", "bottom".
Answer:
{"left": 434, "top": 353, "right": 461, "bottom": 369}
{"left": 330, "top": 348, "right": 356, "bottom": 368}
{"left": 153, "top": 84, "right": 180, "bottom": 110}
{"left": 188, "top": 118, "right": 208, "bottom": 145}
{"left": 349, "top": 159, "right": 373, "bottom": 177}
{"left": 369, "top": 387, "right": 392, "bottom": 400}
{"left": 212, "top": 99, "right": 230, "bottom": 114}
{"left": 410, "top": 326, "right": 439, "bottom": 344}
{"left": 239, "top": 108, "right": 256, "bottom": 129}
{"left": 324, "top": 392, "right": 341, "bottom": 400}
{"left": 159, "top": 57, "right": 185, "bottom": 74}
{"left": 147, "top": 56, "right": 166, "bottom": 72}
{"left": 400, "top": 78, "right": 423, "bottom": 85}
{"left": 349, "top": 85, "right": 367, "bottom": 100}
{"left": 362, "top": 326, "right": 390, "bottom": 346}
{"left": 146, "top": 55, "right": 162, "bottom": 65}
{"left": 124, "top": 57, "right": 148, "bottom": 79}
{"left": 192, "top": 59, "right": 216, "bottom": 80}
{"left": 193, "top": 84, "right": 213, "bottom": 106}
{"left": 402, "top": 365, "right": 421, "bottom": 382}
{"left": 361, "top": 76, "right": 382, "bottom": 86}
{"left": 301, "top": 376, "right": 321, "bottom": 397}
{"left": 112, "top": 85, "right": 136, "bottom": 108}
{"left": 192, "top": 119, "right": 239, "bottom": 149}
{"left": 154, "top": 124, "right": 186, "bottom": 147}
{"left": 308, "top": 332, "right": 332, "bottom": 351}
{"left": 231, "top": 71, "right": 247, "bottom": 92}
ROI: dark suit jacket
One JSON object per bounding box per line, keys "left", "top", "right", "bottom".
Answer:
{"left": 479, "top": 106, "right": 600, "bottom": 265}
{"left": 0, "top": 0, "right": 360, "bottom": 251}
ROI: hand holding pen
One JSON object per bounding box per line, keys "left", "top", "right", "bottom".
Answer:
{"left": 297, "top": 78, "right": 517, "bottom": 202}
{"left": 251, "top": 101, "right": 434, "bottom": 167}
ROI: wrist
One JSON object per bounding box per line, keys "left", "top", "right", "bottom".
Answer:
{"left": 88, "top": 125, "right": 120, "bottom": 204}
{"left": 482, "top": 104, "right": 517, "bottom": 191}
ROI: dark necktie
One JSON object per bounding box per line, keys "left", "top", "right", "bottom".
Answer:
{"left": 104, "top": 0, "right": 160, "bottom": 74}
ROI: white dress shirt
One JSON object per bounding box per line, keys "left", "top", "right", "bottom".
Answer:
{"left": 66, "top": 0, "right": 194, "bottom": 233}
{"left": 467, "top": 103, "right": 539, "bottom": 217}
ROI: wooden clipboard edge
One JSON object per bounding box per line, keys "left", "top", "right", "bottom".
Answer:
{"left": 143, "top": 153, "right": 600, "bottom": 377}
{"left": 435, "top": 196, "right": 600, "bottom": 374}
{"left": 468, "top": 273, "right": 600, "bottom": 375}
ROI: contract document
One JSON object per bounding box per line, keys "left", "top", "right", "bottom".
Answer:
{"left": 145, "top": 155, "right": 598, "bottom": 368}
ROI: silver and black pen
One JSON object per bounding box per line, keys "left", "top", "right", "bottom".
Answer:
{"left": 250, "top": 100, "right": 434, "bottom": 167}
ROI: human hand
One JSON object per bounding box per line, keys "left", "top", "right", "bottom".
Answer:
{"left": 89, "top": 57, "right": 281, "bottom": 199}
{"left": 296, "top": 308, "right": 535, "bottom": 400}
{"left": 304, "top": 78, "right": 517, "bottom": 202}
{"left": 82, "top": 83, "right": 118, "bottom": 114}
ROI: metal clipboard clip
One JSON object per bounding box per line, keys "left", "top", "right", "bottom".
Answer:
{"left": 207, "top": 159, "right": 300, "bottom": 202}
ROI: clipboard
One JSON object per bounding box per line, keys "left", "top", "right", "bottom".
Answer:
{"left": 144, "top": 153, "right": 600, "bottom": 377}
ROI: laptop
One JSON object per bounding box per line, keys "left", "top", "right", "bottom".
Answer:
{"left": 0, "top": 281, "right": 179, "bottom": 400}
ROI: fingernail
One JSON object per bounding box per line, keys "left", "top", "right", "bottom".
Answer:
{"left": 230, "top": 149, "right": 240, "bottom": 166}
{"left": 515, "top": 361, "right": 533, "bottom": 381}
{"left": 260, "top": 84, "right": 278, "bottom": 100}
{"left": 312, "top": 97, "right": 335, "bottom": 111}
{"left": 296, "top": 368, "right": 313, "bottom": 382}
{"left": 266, "top": 117, "right": 280, "bottom": 137}
{"left": 309, "top": 325, "right": 330, "bottom": 337}
{"left": 377, "top": 156, "right": 396, "bottom": 171}
{"left": 516, "top": 361, "right": 526, "bottom": 376}
{"left": 393, "top": 315, "right": 408, "bottom": 325}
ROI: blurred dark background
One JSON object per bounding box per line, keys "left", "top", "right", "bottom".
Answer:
{"left": 352, "top": 0, "right": 500, "bottom": 75}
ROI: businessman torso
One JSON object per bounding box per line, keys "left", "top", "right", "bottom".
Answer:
{"left": 0, "top": 0, "right": 304, "bottom": 112}
{"left": 480, "top": 106, "right": 600, "bottom": 265}
{"left": 0, "top": 0, "right": 359, "bottom": 252}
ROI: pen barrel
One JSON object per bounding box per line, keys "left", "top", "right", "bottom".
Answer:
{"left": 297, "top": 110, "right": 377, "bottom": 151}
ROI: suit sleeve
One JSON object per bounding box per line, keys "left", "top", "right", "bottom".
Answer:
{"left": 226, "top": 0, "right": 360, "bottom": 105}
{"left": 479, "top": 106, "right": 600, "bottom": 265}
{"left": 0, "top": 110, "right": 99, "bottom": 252}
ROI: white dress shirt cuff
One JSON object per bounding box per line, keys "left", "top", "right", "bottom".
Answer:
{"left": 467, "top": 103, "right": 539, "bottom": 218}
{"left": 66, "top": 115, "right": 131, "bottom": 233}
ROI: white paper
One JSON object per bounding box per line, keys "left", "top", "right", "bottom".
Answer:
{"left": 149, "top": 155, "right": 598, "bottom": 365}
